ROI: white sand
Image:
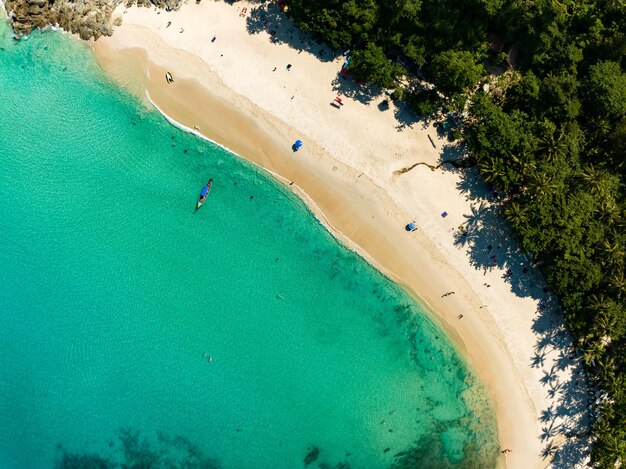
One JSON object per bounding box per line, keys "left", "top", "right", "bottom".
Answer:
{"left": 91, "top": 2, "right": 591, "bottom": 467}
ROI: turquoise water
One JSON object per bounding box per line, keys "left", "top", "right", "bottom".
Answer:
{"left": 0, "top": 20, "right": 498, "bottom": 469}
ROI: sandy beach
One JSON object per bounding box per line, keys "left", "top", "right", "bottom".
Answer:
{"left": 91, "top": 2, "right": 590, "bottom": 467}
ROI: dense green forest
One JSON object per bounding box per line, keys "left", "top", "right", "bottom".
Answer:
{"left": 286, "top": 0, "right": 626, "bottom": 466}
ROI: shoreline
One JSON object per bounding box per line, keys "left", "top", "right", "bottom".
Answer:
{"left": 87, "top": 2, "right": 590, "bottom": 468}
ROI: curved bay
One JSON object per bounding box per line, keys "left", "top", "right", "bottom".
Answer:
{"left": 0, "top": 21, "right": 498, "bottom": 468}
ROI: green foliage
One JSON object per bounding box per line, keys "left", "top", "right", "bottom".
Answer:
{"left": 429, "top": 50, "right": 484, "bottom": 96}
{"left": 391, "top": 86, "right": 405, "bottom": 101}
{"left": 464, "top": 10, "right": 626, "bottom": 461}
{"left": 506, "top": 71, "right": 540, "bottom": 114}
{"left": 585, "top": 61, "right": 626, "bottom": 120}
{"left": 287, "top": 0, "right": 626, "bottom": 465}
{"left": 349, "top": 43, "right": 405, "bottom": 88}
{"left": 287, "top": 0, "right": 352, "bottom": 49}
{"left": 405, "top": 87, "right": 440, "bottom": 116}
{"left": 539, "top": 73, "right": 581, "bottom": 121}
{"left": 286, "top": 0, "right": 379, "bottom": 49}
{"left": 465, "top": 93, "right": 538, "bottom": 191}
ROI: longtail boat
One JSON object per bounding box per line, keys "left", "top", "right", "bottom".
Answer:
{"left": 196, "top": 179, "right": 213, "bottom": 210}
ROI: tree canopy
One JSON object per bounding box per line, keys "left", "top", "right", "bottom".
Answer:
{"left": 286, "top": 0, "right": 626, "bottom": 465}
{"left": 430, "top": 50, "right": 484, "bottom": 97}
{"left": 349, "top": 43, "right": 405, "bottom": 88}
{"left": 585, "top": 61, "right": 626, "bottom": 120}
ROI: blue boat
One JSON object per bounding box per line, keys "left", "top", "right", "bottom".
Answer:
{"left": 196, "top": 179, "right": 213, "bottom": 210}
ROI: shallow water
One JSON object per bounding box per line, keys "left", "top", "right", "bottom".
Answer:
{"left": 0, "top": 21, "right": 498, "bottom": 468}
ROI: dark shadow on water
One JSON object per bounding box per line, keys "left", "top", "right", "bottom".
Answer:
{"left": 390, "top": 433, "right": 498, "bottom": 469}
{"left": 55, "top": 428, "right": 221, "bottom": 469}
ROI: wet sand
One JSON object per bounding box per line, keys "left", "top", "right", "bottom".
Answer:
{"left": 89, "top": 3, "right": 589, "bottom": 466}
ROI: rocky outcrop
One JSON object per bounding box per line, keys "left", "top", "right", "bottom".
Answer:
{"left": 2, "top": 0, "right": 182, "bottom": 40}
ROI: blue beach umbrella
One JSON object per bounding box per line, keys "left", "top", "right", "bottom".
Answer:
{"left": 405, "top": 222, "right": 417, "bottom": 231}
{"left": 293, "top": 139, "right": 303, "bottom": 151}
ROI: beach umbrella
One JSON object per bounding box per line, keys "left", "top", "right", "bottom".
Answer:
{"left": 405, "top": 222, "right": 417, "bottom": 231}
{"left": 294, "top": 139, "right": 303, "bottom": 150}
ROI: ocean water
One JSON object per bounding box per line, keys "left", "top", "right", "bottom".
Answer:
{"left": 0, "top": 20, "right": 499, "bottom": 469}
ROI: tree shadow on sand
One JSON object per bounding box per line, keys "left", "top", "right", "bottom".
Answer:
{"left": 243, "top": 1, "right": 337, "bottom": 63}
{"left": 531, "top": 306, "right": 592, "bottom": 468}
{"left": 240, "top": 1, "right": 385, "bottom": 107}
{"left": 233, "top": 1, "right": 594, "bottom": 463}
{"left": 329, "top": 73, "right": 381, "bottom": 105}
{"left": 433, "top": 158, "right": 592, "bottom": 466}
{"left": 449, "top": 168, "right": 547, "bottom": 301}
{"left": 392, "top": 99, "right": 422, "bottom": 132}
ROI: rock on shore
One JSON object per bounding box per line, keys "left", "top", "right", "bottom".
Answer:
{"left": 3, "top": 0, "right": 182, "bottom": 40}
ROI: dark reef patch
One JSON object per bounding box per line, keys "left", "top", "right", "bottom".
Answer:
{"left": 55, "top": 428, "right": 221, "bottom": 469}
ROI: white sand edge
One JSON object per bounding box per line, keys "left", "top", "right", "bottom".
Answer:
{"left": 87, "top": 2, "right": 591, "bottom": 467}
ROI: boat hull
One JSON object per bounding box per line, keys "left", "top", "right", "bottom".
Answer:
{"left": 195, "top": 179, "right": 213, "bottom": 211}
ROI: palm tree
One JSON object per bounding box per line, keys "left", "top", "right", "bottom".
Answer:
{"left": 582, "top": 340, "right": 604, "bottom": 366}
{"left": 595, "top": 432, "right": 625, "bottom": 468}
{"left": 594, "top": 313, "right": 619, "bottom": 339}
{"left": 537, "top": 128, "right": 566, "bottom": 164}
{"left": 615, "top": 210, "right": 626, "bottom": 230}
{"left": 586, "top": 293, "right": 609, "bottom": 312}
{"left": 507, "top": 152, "right": 534, "bottom": 174}
{"left": 505, "top": 201, "right": 529, "bottom": 228}
{"left": 595, "top": 199, "right": 619, "bottom": 226}
{"left": 598, "top": 355, "right": 616, "bottom": 377}
{"left": 579, "top": 164, "right": 606, "bottom": 194}
{"left": 602, "top": 369, "right": 624, "bottom": 396}
{"left": 527, "top": 171, "right": 558, "bottom": 199}
{"left": 478, "top": 157, "right": 505, "bottom": 184}
{"left": 608, "top": 270, "right": 626, "bottom": 297}
{"left": 600, "top": 239, "right": 625, "bottom": 267}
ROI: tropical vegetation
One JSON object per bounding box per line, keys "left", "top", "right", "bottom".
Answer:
{"left": 287, "top": 0, "right": 626, "bottom": 466}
